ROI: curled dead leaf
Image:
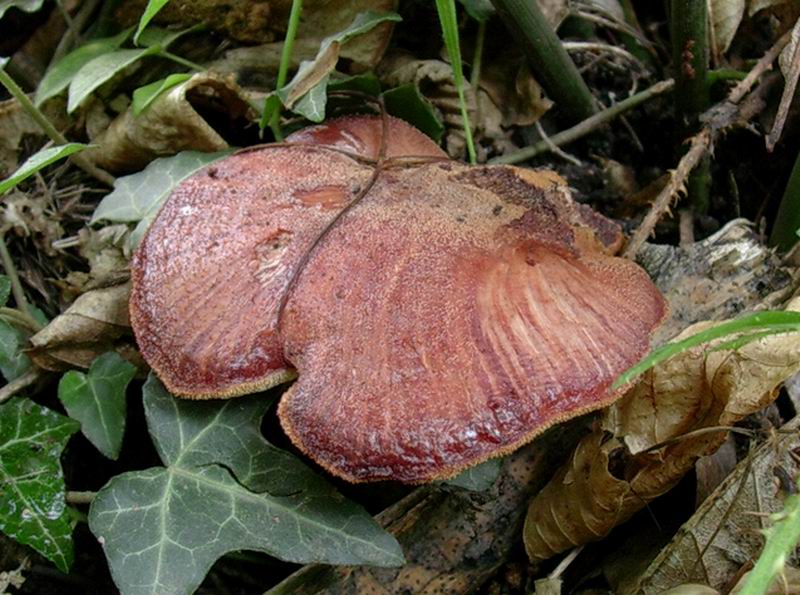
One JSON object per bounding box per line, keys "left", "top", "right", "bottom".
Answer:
{"left": 523, "top": 295, "right": 800, "bottom": 561}
{"left": 86, "top": 72, "right": 253, "bottom": 173}
{"left": 28, "top": 283, "right": 142, "bottom": 372}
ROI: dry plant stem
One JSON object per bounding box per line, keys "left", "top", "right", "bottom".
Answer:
{"left": 490, "top": 0, "right": 597, "bottom": 123}
{"left": 65, "top": 491, "right": 96, "bottom": 505}
{"left": 534, "top": 121, "right": 581, "bottom": 166}
{"left": 623, "top": 31, "right": 792, "bottom": 258}
{"left": 679, "top": 209, "right": 694, "bottom": 246}
{"left": 0, "top": 369, "right": 40, "bottom": 404}
{"left": 0, "top": 69, "right": 114, "bottom": 187}
{"left": 470, "top": 20, "right": 486, "bottom": 90}
{"left": 766, "top": 27, "right": 800, "bottom": 151}
{"left": 0, "top": 233, "right": 42, "bottom": 332}
{"left": 489, "top": 79, "right": 674, "bottom": 165}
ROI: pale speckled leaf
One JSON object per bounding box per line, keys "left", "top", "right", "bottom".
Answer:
{"left": 0, "top": 399, "right": 80, "bottom": 572}
{"left": 58, "top": 352, "right": 136, "bottom": 460}
{"left": 91, "top": 150, "right": 231, "bottom": 245}
{"left": 89, "top": 376, "right": 404, "bottom": 595}
{"left": 0, "top": 275, "right": 10, "bottom": 307}
{"left": 0, "top": 320, "right": 32, "bottom": 381}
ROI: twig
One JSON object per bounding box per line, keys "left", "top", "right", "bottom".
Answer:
{"left": 0, "top": 369, "right": 41, "bottom": 404}
{"left": 563, "top": 41, "right": 640, "bottom": 64}
{"left": 489, "top": 79, "right": 674, "bottom": 165}
{"left": 622, "top": 31, "right": 792, "bottom": 258}
{"left": 679, "top": 209, "right": 694, "bottom": 247}
{"left": 766, "top": 21, "right": 800, "bottom": 151}
{"left": 534, "top": 121, "right": 582, "bottom": 166}
{"left": 0, "top": 68, "right": 115, "bottom": 187}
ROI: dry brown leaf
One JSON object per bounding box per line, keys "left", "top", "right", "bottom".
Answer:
{"left": 86, "top": 72, "right": 253, "bottom": 173}
{"left": 767, "top": 15, "right": 800, "bottom": 150}
{"left": 523, "top": 296, "right": 800, "bottom": 561}
{"left": 628, "top": 418, "right": 800, "bottom": 594}
{"left": 710, "top": 0, "right": 746, "bottom": 58}
{"left": 28, "top": 283, "right": 138, "bottom": 371}
{"left": 0, "top": 98, "right": 68, "bottom": 176}
{"left": 660, "top": 586, "right": 719, "bottom": 595}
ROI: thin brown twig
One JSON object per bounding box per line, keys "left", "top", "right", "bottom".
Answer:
{"left": 623, "top": 30, "right": 792, "bottom": 259}
{"left": 0, "top": 369, "right": 41, "bottom": 404}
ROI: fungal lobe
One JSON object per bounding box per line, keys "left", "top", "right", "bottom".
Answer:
{"left": 131, "top": 115, "right": 666, "bottom": 483}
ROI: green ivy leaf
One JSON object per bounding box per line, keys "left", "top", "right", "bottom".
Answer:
{"left": 277, "top": 10, "right": 401, "bottom": 121}
{"left": 90, "top": 150, "right": 231, "bottom": 248}
{"left": 382, "top": 84, "right": 445, "bottom": 142}
{"left": 0, "top": 143, "right": 90, "bottom": 195}
{"left": 89, "top": 376, "right": 404, "bottom": 595}
{"left": 35, "top": 28, "right": 133, "bottom": 106}
{"left": 0, "top": 0, "right": 44, "bottom": 20}
{"left": 67, "top": 48, "right": 156, "bottom": 113}
{"left": 131, "top": 72, "right": 192, "bottom": 115}
{"left": 0, "top": 321, "right": 31, "bottom": 381}
{"left": 133, "top": 0, "right": 172, "bottom": 45}
{"left": 58, "top": 352, "right": 136, "bottom": 460}
{"left": 445, "top": 458, "right": 502, "bottom": 491}
{"left": 0, "top": 399, "right": 80, "bottom": 572}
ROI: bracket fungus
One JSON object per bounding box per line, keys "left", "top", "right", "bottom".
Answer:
{"left": 131, "top": 115, "right": 667, "bottom": 483}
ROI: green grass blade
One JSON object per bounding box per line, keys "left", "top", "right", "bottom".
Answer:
{"left": 435, "top": 0, "right": 477, "bottom": 164}
{"left": 612, "top": 311, "right": 800, "bottom": 389}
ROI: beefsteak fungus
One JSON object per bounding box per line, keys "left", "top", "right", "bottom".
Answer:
{"left": 130, "top": 115, "right": 666, "bottom": 483}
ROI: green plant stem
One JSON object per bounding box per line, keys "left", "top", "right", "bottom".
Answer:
{"left": 0, "top": 234, "right": 42, "bottom": 332}
{"left": 0, "top": 68, "right": 115, "bottom": 187}
{"left": 490, "top": 79, "right": 673, "bottom": 165}
{"left": 159, "top": 51, "right": 205, "bottom": 72}
{"left": 770, "top": 149, "right": 800, "bottom": 252}
{"left": 435, "top": 0, "right": 476, "bottom": 164}
{"left": 670, "top": 0, "right": 710, "bottom": 215}
{"left": 269, "top": 0, "right": 303, "bottom": 141}
{"left": 490, "top": 0, "right": 597, "bottom": 123}
{"left": 470, "top": 20, "right": 486, "bottom": 91}
{"left": 708, "top": 68, "right": 748, "bottom": 84}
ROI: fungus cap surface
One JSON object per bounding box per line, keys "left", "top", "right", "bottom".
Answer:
{"left": 130, "top": 116, "right": 666, "bottom": 482}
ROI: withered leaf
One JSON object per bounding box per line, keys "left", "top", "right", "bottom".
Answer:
{"left": 523, "top": 296, "right": 800, "bottom": 561}
{"left": 29, "top": 283, "right": 135, "bottom": 371}
{"left": 130, "top": 115, "right": 665, "bottom": 483}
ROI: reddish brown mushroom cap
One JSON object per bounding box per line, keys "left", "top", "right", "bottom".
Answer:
{"left": 130, "top": 115, "right": 666, "bottom": 482}
{"left": 277, "top": 164, "right": 666, "bottom": 482}
{"left": 130, "top": 116, "right": 440, "bottom": 398}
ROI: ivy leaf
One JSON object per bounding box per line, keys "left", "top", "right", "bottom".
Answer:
{"left": 91, "top": 150, "right": 231, "bottom": 247}
{"left": 58, "top": 352, "right": 137, "bottom": 460}
{"left": 382, "top": 84, "right": 445, "bottom": 142}
{"left": 133, "top": 0, "right": 173, "bottom": 45}
{"left": 89, "top": 375, "right": 404, "bottom": 595}
{"left": 0, "top": 143, "right": 90, "bottom": 195}
{"left": 67, "top": 48, "right": 157, "bottom": 113}
{"left": 0, "top": 0, "right": 43, "bottom": 20}
{"left": 277, "top": 10, "right": 401, "bottom": 121}
{"left": 0, "top": 399, "right": 80, "bottom": 572}
{"left": 0, "top": 321, "right": 32, "bottom": 381}
{"left": 445, "top": 458, "right": 502, "bottom": 491}
{"left": 131, "top": 73, "right": 192, "bottom": 115}
{"left": 35, "top": 28, "right": 133, "bottom": 106}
